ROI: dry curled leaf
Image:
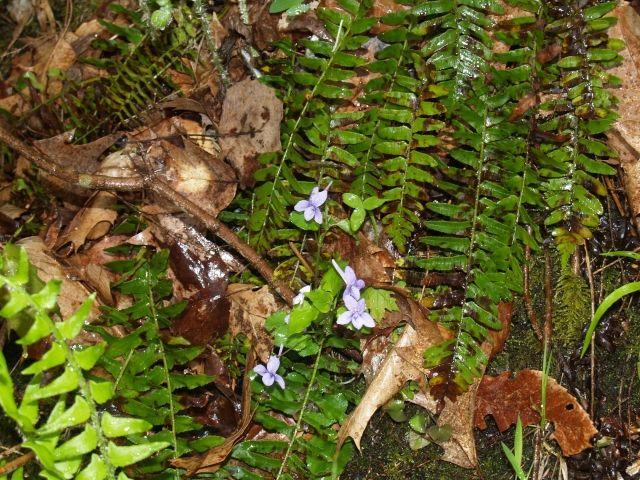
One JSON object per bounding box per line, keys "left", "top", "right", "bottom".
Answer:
{"left": 16, "top": 236, "right": 102, "bottom": 323}
{"left": 475, "top": 369, "right": 598, "bottom": 456}
{"left": 218, "top": 79, "right": 283, "bottom": 187}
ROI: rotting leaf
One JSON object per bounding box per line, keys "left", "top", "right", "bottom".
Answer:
{"left": 169, "top": 242, "right": 231, "bottom": 346}
{"left": 227, "top": 284, "right": 282, "bottom": 363}
{"left": 607, "top": 4, "right": 640, "bottom": 221}
{"left": 146, "top": 138, "right": 237, "bottom": 219}
{"left": 218, "top": 79, "right": 283, "bottom": 188}
{"left": 475, "top": 369, "right": 598, "bottom": 456}
{"left": 171, "top": 351, "right": 255, "bottom": 475}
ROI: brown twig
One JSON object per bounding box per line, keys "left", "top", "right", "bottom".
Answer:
{"left": 0, "top": 125, "right": 294, "bottom": 305}
{"left": 524, "top": 237, "right": 543, "bottom": 342}
{"left": 543, "top": 248, "right": 553, "bottom": 342}
{"left": 0, "top": 451, "right": 35, "bottom": 476}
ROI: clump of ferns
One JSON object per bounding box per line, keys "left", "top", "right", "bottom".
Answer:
{"left": 230, "top": 0, "right": 377, "bottom": 282}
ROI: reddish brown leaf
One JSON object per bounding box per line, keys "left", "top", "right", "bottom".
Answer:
{"left": 475, "top": 369, "right": 598, "bottom": 456}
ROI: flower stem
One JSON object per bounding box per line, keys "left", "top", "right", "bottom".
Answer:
{"left": 275, "top": 337, "right": 325, "bottom": 480}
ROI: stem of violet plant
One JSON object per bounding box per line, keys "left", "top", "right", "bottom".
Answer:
{"left": 275, "top": 337, "right": 326, "bottom": 480}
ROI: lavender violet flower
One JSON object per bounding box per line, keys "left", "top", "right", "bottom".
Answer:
{"left": 336, "top": 295, "right": 375, "bottom": 330}
{"left": 254, "top": 355, "right": 285, "bottom": 389}
{"left": 294, "top": 186, "right": 329, "bottom": 224}
{"left": 332, "top": 259, "right": 365, "bottom": 300}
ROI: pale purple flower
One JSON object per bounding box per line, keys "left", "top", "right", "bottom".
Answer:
{"left": 336, "top": 295, "right": 375, "bottom": 330}
{"left": 332, "top": 259, "right": 365, "bottom": 300}
{"left": 293, "top": 285, "right": 311, "bottom": 305}
{"left": 294, "top": 186, "right": 329, "bottom": 224}
{"left": 254, "top": 355, "right": 285, "bottom": 389}
{"left": 284, "top": 285, "right": 311, "bottom": 324}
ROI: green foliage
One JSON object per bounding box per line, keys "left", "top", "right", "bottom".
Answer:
{"left": 554, "top": 264, "right": 591, "bottom": 348}
{"left": 91, "top": 248, "right": 216, "bottom": 475}
{"left": 231, "top": 0, "right": 622, "bottom": 402}
{"left": 0, "top": 245, "right": 169, "bottom": 480}
{"left": 531, "top": 0, "right": 621, "bottom": 266}
{"left": 245, "top": 0, "right": 376, "bottom": 260}
{"left": 214, "top": 266, "right": 375, "bottom": 479}
{"left": 501, "top": 417, "right": 529, "bottom": 480}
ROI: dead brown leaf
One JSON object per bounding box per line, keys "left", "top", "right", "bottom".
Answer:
{"left": 144, "top": 137, "right": 237, "bottom": 218}
{"left": 171, "top": 351, "right": 255, "bottom": 475}
{"left": 218, "top": 79, "right": 283, "bottom": 187}
{"left": 337, "top": 298, "right": 445, "bottom": 450}
{"left": 227, "top": 284, "right": 282, "bottom": 363}
{"left": 16, "top": 236, "right": 102, "bottom": 323}
{"left": 607, "top": 4, "right": 640, "bottom": 221}
{"left": 475, "top": 369, "right": 598, "bottom": 456}
{"left": 169, "top": 241, "right": 231, "bottom": 346}
{"left": 54, "top": 191, "right": 118, "bottom": 253}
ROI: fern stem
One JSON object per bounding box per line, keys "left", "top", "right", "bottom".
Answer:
{"left": 275, "top": 337, "right": 325, "bottom": 480}
{"left": 15, "top": 287, "right": 117, "bottom": 479}
{"left": 192, "top": 0, "right": 230, "bottom": 88}
{"left": 145, "top": 268, "right": 179, "bottom": 463}
{"left": 254, "top": 21, "right": 353, "bottom": 249}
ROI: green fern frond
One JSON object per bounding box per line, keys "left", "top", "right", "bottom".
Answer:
{"left": 248, "top": 0, "right": 376, "bottom": 255}
{"left": 0, "top": 245, "right": 168, "bottom": 480}
{"left": 535, "top": 0, "right": 621, "bottom": 266}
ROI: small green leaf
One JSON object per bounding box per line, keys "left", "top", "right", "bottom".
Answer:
{"left": 409, "top": 413, "right": 427, "bottom": 434}
{"left": 290, "top": 211, "right": 320, "bottom": 231}
{"left": 305, "top": 290, "right": 333, "bottom": 314}
{"left": 58, "top": 294, "right": 95, "bottom": 340}
{"left": 350, "top": 208, "right": 366, "bottom": 232}
{"left": 150, "top": 7, "right": 172, "bottom": 30}
{"left": 361, "top": 288, "right": 398, "bottom": 322}
{"left": 0, "top": 288, "right": 30, "bottom": 318}
{"left": 75, "top": 454, "right": 107, "bottom": 480}
{"left": 362, "top": 196, "right": 387, "bottom": 210}
{"left": 39, "top": 396, "right": 90, "bottom": 435}
{"left": 89, "top": 380, "right": 114, "bottom": 404}
{"left": 557, "top": 55, "right": 583, "bottom": 68}
{"left": 27, "top": 367, "right": 80, "bottom": 400}
{"left": 101, "top": 412, "right": 153, "bottom": 438}
{"left": 54, "top": 425, "right": 98, "bottom": 460}
{"left": 342, "top": 193, "right": 364, "bottom": 210}
{"left": 107, "top": 441, "right": 170, "bottom": 467}
{"left": 288, "top": 302, "right": 319, "bottom": 334}
{"left": 22, "top": 342, "right": 65, "bottom": 374}
{"left": 73, "top": 343, "right": 107, "bottom": 370}
{"left": 384, "top": 399, "right": 407, "bottom": 422}
{"left": 270, "top": 0, "right": 304, "bottom": 13}
{"left": 0, "top": 351, "right": 20, "bottom": 423}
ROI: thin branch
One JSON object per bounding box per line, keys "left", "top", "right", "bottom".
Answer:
{"left": 524, "top": 234, "right": 543, "bottom": 342}
{"left": 0, "top": 125, "right": 294, "bottom": 305}
{"left": 0, "top": 451, "right": 35, "bottom": 476}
